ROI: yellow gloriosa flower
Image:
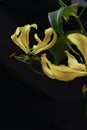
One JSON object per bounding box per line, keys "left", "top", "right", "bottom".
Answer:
{"left": 32, "top": 27, "right": 57, "bottom": 54}
{"left": 41, "top": 33, "right": 87, "bottom": 81}
{"left": 67, "top": 33, "right": 87, "bottom": 65}
{"left": 65, "top": 50, "right": 86, "bottom": 71}
{"left": 11, "top": 24, "right": 57, "bottom": 55}
{"left": 11, "top": 24, "right": 37, "bottom": 54}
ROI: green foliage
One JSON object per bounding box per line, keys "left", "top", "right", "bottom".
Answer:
{"left": 49, "top": 30, "right": 84, "bottom": 65}
{"left": 62, "top": 3, "right": 78, "bottom": 21}
{"left": 48, "top": 3, "right": 78, "bottom": 34}
{"left": 48, "top": 7, "right": 64, "bottom": 34}
{"left": 49, "top": 35, "right": 70, "bottom": 64}
{"left": 48, "top": 1, "right": 86, "bottom": 64}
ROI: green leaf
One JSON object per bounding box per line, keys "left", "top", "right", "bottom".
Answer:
{"left": 49, "top": 30, "right": 84, "bottom": 65}
{"left": 63, "top": 4, "right": 78, "bottom": 21}
{"left": 49, "top": 35, "right": 70, "bottom": 64}
{"left": 48, "top": 7, "right": 65, "bottom": 34}
{"left": 48, "top": 4, "right": 78, "bottom": 34}
{"left": 65, "top": 30, "right": 85, "bottom": 64}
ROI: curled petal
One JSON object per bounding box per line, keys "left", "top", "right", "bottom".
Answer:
{"left": 65, "top": 50, "right": 86, "bottom": 71}
{"left": 11, "top": 24, "right": 37, "bottom": 54}
{"left": 67, "top": 33, "right": 87, "bottom": 65}
{"left": 41, "top": 54, "right": 87, "bottom": 81}
{"left": 32, "top": 27, "right": 57, "bottom": 54}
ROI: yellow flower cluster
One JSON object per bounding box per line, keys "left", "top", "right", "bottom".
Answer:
{"left": 11, "top": 24, "right": 87, "bottom": 81}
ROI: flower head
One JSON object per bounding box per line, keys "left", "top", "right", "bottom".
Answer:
{"left": 67, "top": 33, "right": 87, "bottom": 65}
{"left": 41, "top": 33, "right": 87, "bottom": 81}
{"left": 11, "top": 24, "right": 57, "bottom": 55}
{"left": 11, "top": 24, "right": 37, "bottom": 54}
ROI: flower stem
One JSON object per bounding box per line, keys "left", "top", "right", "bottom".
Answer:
{"left": 76, "top": 16, "right": 86, "bottom": 35}
{"left": 59, "top": 0, "right": 67, "bottom": 7}
{"left": 28, "top": 65, "right": 44, "bottom": 76}
{"left": 76, "top": 4, "right": 87, "bottom": 35}
{"left": 79, "top": 4, "right": 87, "bottom": 18}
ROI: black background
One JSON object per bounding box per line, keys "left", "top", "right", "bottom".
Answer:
{"left": 0, "top": 0, "right": 87, "bottom": 129}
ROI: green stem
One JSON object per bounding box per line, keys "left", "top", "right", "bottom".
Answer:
{"left": 59, "top": 0, "right": 67, "bottom": 7}
{"left": 76, "top": 4, "right": 87, "bottom": 35}
{"left": 76, "top": 16, "right": 86, "bottom": 35}
{"left": 79, "top": 4, "right": 87, "bottom": 18}
{"left": 32, "top": 55, "right": 41, "bottom": 63}
{"left": 27, "top": 64, "right": 44, "bottom": 76}
{"left": 23, "top": 62, "right": 44, "bottom": 75}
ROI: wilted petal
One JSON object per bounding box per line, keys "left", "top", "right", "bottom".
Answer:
{"left": 11, "top": 24, "right": 37, "bottom": 54}
{"left": 65, "top": 50, "right": 86, "bottom": 71}
{"left": 67, "top": 33, "right": 87, "bottom": 65}
{"left": 32, "top": 27, "right": 57, "bottom": 54}
{"left": 41, "top": 54, "right": 87, "bottom": 81}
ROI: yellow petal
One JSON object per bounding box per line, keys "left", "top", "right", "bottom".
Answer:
{"left": 11, "top": 24, "right": 37, "bottom": 54}
{"left": 32, "top": 27, "right": 57, "bottom": 54}
{"left": 82, "top": 84, "right": 87, "bottom": 93}
{"left": 41, "top": 54, "right": 87, "bottom": 81}
{"left": 65, "top": 50, "right": 86, "bottom": 71}
{"left": 67, "top": 33, "right": 87, "bottom": 65}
